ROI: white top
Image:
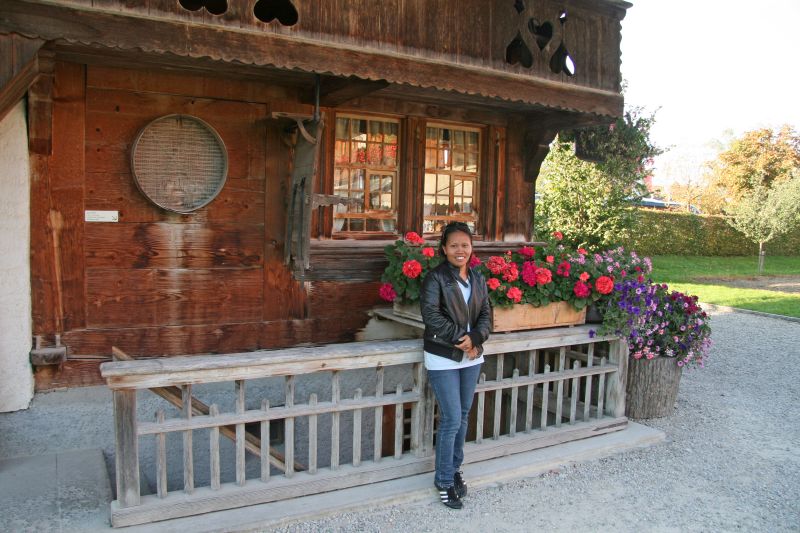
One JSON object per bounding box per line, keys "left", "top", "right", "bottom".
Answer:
{"left": 424, "top": 275, "right": 485, "bottom": 371}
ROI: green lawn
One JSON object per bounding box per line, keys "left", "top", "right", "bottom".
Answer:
{"left": 649, "top": 255, "right": 800, "bottom": 318}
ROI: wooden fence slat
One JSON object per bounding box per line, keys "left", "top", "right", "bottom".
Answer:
{"left": 410, "top": 363, "right": 423, "bottom": 456}
{"left": 555, "top": 348, "right": 566, "bottom": 428}
{"left": 476, "top": 373, "right": 485, "bottom": 444}
{"left": 353, "top": 389, "right": 362, "bottom": 467}
{"left": 570, "top": 360, "right": 580, "bottom": 424}
{"left": 209, "top": 404, "right": 220, "bottom": 491}
{"left": 597, "top": 357, "right": 607, "bottom": 419}
{"left": 493, "top": 354, "right": 504, "bottom": 440}
{"left": 181, "top": 385, "right": 194, "bottom": 494}
{"left": 308, "top": 394, "right": 318, "bottom": 474}
{"left": 331, "top": 371, "right": 340, "bottom": 470}
{"left": 540, "top": 365, "right": 550, "bottom": 430}
{"left": 583, "top": 344, "right": 594, "bottom": 422}
{"left": 235, "top": 380, "right": 246, "bottom": 486}
{"left": 285, "top": 375, "right": 295, "bottom": 478}
{"left": 394, "top": 384, "right": 403, "bottom": 459}
{"left": 509, "top": 368, "right": 519, "bottom": 437}
{"left": 156, "top": 409, "right": 167, "bottom": 498}
{"left": 525, "top": 350, "right": 536, "bottom": 433}
{"left": 374, "top": 367, "right": 384, "bottom": 462}
{"left": 260, "top": 399, "right": 270, "bottom": 482}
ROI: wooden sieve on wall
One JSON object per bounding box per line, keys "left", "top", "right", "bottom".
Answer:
{"left": 131, "top": 114, "right": 228, "bottom": 214}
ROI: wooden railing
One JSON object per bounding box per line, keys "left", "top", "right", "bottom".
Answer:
{"left": 101, "top": 325, "right": 627, "bottom": 527}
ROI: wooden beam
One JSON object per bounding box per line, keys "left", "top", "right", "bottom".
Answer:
{"left": 0, "top": 34, "right": 46, "bottom": 123}
{"left": 309, "top": 76, "right": 390, "bottom": 108}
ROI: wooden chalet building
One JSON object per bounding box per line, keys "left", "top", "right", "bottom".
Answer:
{"left": 0, "top": 0, "right": 634, "bottom": 525}
{"left": 0, "top": 0, "right": 629, "bottom": 399}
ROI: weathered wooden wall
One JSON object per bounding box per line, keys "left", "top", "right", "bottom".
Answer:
{"left": 34, "top": 64, "right": 385, "bottom": 389}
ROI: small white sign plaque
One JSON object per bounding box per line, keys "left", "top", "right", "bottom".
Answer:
{"left": 85, "top": 210, "right": 119, "bottom": 223}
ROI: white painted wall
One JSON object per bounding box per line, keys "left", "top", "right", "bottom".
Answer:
{"left": 0, "top": 100, "right": 34, "bottom": 412}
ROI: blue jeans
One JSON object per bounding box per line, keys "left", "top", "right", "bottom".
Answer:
{"left": 427, "top": 363, "right": 482, "bottom": 487}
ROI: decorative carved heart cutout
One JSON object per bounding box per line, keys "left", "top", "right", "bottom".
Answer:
{"left": 506, "top": 31, "right": 533, "bottom": 68}
{"left": 550, "top": 42, "right": 575, "bottom": 76}
{"left": 528, "top": 19, "right": 553, "bottom": 51}
{"left": 179, "top": 0, "right": 204, "bottom": 12}
{"left": 254, "top": 0, "right": 299, "bottom": 26}
{"left": 179, "top": 0, "right": 227, "bottom": 15}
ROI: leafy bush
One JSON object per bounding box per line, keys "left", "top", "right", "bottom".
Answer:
{"left": 621, "top": 210, "right": 800, "bottom": 256}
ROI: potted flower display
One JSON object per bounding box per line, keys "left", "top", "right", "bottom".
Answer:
{"left": 593, "top": 278, "right": 712, "bottom": 418}
{"left": 378, "top": 231, "right": 445, "bottom": 320}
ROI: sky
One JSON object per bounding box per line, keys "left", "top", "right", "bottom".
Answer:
{"left": 619, "top": 0, "right": 800, "bottom": 186}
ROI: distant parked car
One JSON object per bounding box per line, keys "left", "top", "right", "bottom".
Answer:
{"left": 638, "top": 197, "right": 701, "bottom": 214}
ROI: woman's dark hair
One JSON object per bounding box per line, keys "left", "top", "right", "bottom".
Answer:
{"left": 439, "top": 221, "right": 473, "bottom": 257}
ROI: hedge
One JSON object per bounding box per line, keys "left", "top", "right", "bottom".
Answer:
{"left": 620, "top": 210, "right": 800, "bottom": 257}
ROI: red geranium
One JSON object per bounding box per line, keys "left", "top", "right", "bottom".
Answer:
{"left": 519, "top": 246, "right": 535, "bottom": 258}
{"left": 546, "top": 255, "right": 554, "bottom": 264}
{"left": 378, "top": 282, "right": 397, "bottom": 302}
{"left": 487, "top": 277, "right": 501, "bottom": 290}
{"left": 422, "top": 247, "right": 435, "bottom": 258}
{"left": 469, "top": 254, "right": 482, "bottom": 268}
{"left": 577, "top": 248, "right": 588, "bottom": 255}
{"left": 573, "top": 281, "right": 591, "bottom": 298}
{"left": 402, "top": 259, "right": 423, "bottom": 278}
{"left": 521, "top": 261, "right": 537, "bottom": 286}
{"left": 502, "top": 263, "right": 519, "bottom": 282}
{"left": 579, "top": 272, "right": 590, "bottom": 282}
{"left": 556, "top": 261, "right": 571, "bottom": 277}
{"left": 486, "top": 256, "right": 508, "bottom": 275}
{"left": 595, "top": 275, "right": 614, "bottom": 295}
{"left": 506, "top": 286, "right": 522, "bottom": 303}
{"left": 535, "top": 267, "right": 552, "bottom": 285}
{"left": 404, "top": 231, "right": 425, "bottom": 245}
{"left": 552, "top": 231, "right": 563, "bottom": 241}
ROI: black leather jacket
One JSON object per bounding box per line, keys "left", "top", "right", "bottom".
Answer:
{"left": 420, "top": 261, "right": 491, "bottom": 362}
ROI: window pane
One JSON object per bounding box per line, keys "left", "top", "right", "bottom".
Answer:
{"left": 466, "top": 151, "right": 478, "bottom": 172}
{"left": 454, "top": 181, "right": 463, "bottom": 197}
{"left": 334, "top": 168, "right": 348, "bottom": 190}
{"left": 453, "top": 130, "right": 465, "bottom": 150}
{"left": 425, "top": 148, "right": 437, "bottom": 168}
{"left": 437, "top": 174, "right": 450, "bottom": 195}
{"left": 351, "top": 191, "right": 364, "bottom": 212}
{"left": 352, "top": 170, "right": 365, "bottom": 191}
{"left": 423, "top": 194, "right": 436, "bottom": 216}
{"left": 349, "top": 218, "right": 364, "bottom": 231}
{"left": 424, "top": 173, "right": 437, "bottom": 194}
{"left": 381, "top": 219, "right": 396, "bottom": 232}
{"left": 463, "top": 180, "right": 473, "bottom": 196}
{"left": 351, "top": 119, "right": 366, "bottom": 140}
{"left": 366, "top": 143, "right": 382, "bottom": 165}
{"left": 369, "top": 174, "right": 381, "bottom": 192}
{"left": 467, "top": 132, "right": 479, "bottom": 150}
{"left": 352, "top": 142, "right": 366, "bottom": 164}
{"left": 380, "top": 193, "right": 392, "bottom": 210}
{"left": 383, "top": 144, "right": 397, "bottom": 166}
{"left": 453, "top": 150, "right": 465, "bottom": 171}
{"left": 384, "top": 122, "right": 398, "bottom": 143}
{"left": 334, "top": 140, "right": 349, "bottom": 164}
{"left": 438, "top": 145, "right": 450, "bottom": 170}
{"left": 335, "top": 118, "right": 349, "bottom": 139}
{"left": 368, "top": 121, "right": 383, "bottom": 142}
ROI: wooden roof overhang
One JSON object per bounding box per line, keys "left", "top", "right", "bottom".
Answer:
{"left": 0, "top": 0, "right": 627, "bottom": 126}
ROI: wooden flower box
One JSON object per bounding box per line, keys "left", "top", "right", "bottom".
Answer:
{"left": 394, "top": 300, "right": 586, "bottom": 333}
{"left": 490, "top": 301, "right": 586, "bottom": 332}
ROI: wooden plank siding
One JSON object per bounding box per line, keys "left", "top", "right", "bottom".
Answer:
{"left": 0, "top": 0, "right": 627, "bottom": 117}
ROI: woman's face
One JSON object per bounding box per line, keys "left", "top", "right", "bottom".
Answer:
{"left": 443, "top": 230, "right": 472, "bottom": 269}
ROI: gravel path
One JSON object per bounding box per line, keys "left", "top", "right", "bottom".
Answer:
{"left": 271, "top": 309, "right": 800, "bottom": 533}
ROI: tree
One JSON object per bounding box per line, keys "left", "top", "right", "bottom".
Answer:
{"left": 707, "top": 125, "right": 800, "bottom": 202}
{"left": 535, "top": 107, "right": 662, "bottom": 249}
{"left": 725, "top": 170, "right": 800, "bottom": 272}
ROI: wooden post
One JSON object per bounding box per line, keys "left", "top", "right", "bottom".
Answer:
{"left": 569, "top": 360, "right": 580, "bottom": 424}
{"left": 410, "top": 363, "right": 424, "bottom": 456}
{"left": 374, "top": 367, "right": 384, "bottom": 462}
{"left": 181, "top": 385, "right": 194, "bottom": 493}
{"left": 235, "top": 380, "right": 246, "bottom": 486}
{"left": 540, "top": 365, "right": 550, "bottom": 430}
{"left": 476, "top": 373, "right": 486, "bottom": 444}
{"left": 353, "top": 389, "right": 362, "bottom": 467}
{"left": 597, "top": 357, "right": 607, "bottom": 419}
{"left": 330, "top": 371, "right": 340, "bottom": 470}
{"left": 525, "top": 351, "right": 536, "bottom": 433}
{"left": 493, "top": 353, "right": 504, "bottom": 439}
{"left": 284, "top": 375, "right": 295, "bottom": 477}
{"left": 260, "top": 399, "right": 270, "bottom": 482}
{"left": 308, "top": 394, "right": 318, "bottom": 474}
{"left": 394, "top": 384, "right": 404, "bottom": 459}
{"left": 155, "top": 409, "right": 167, "bottom": 498}
{"left": 605, "top": 340, "right": 628, "bottom": 418}
{"left": 509, "top": 368, "right": 519, "bottom": 436}
{"left": 583, "top": 344, "right": 594, "bottom": 421}
{"left": 209, "top": 404, "right": 220, "bottom": 491}
{"left": 113, "top": 389, "right": 140, "bottom": 508}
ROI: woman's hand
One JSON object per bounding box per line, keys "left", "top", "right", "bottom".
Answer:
{"left": 455, "top": 335, "right": 474, "bottom": 352}
{"left": 465, "top": 347, "right": 480, "bottom": 360}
